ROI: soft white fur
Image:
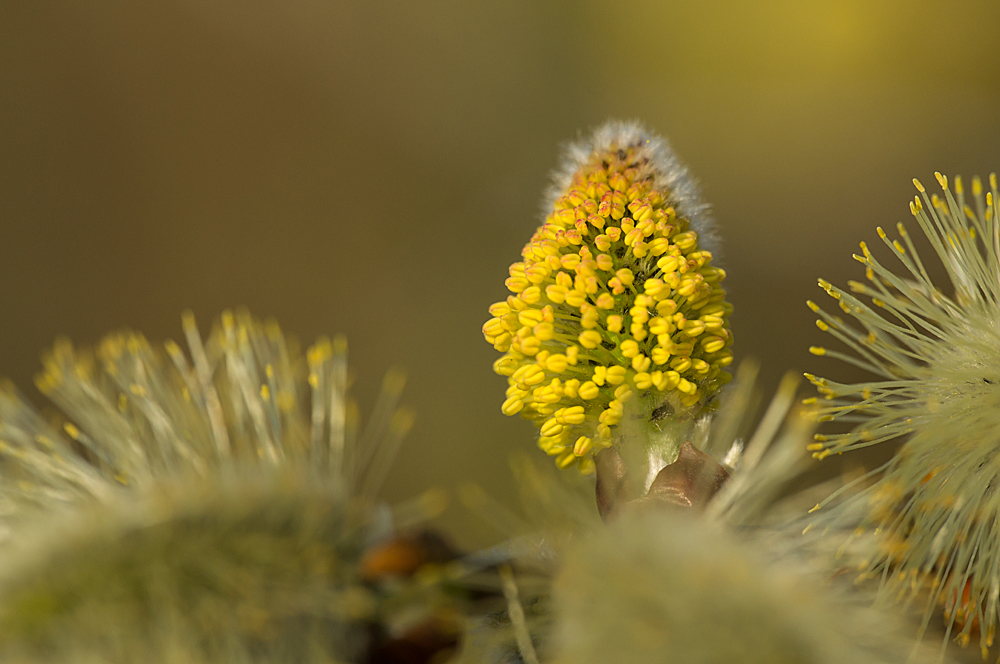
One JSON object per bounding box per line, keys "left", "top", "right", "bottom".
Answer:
{"left": 544, "top": 120, "right": 719, "bottom": 258}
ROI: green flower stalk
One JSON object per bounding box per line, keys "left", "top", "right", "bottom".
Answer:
{"left": 483, "top": 122, "right": 734, "bottom": 477}
{"left": 806, "top": 173, "right": 1000, "bottom": 654}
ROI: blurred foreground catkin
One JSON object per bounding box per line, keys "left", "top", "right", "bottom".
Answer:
{"left": 552, "top": 510, "right": 944, "bottom": 664}
{"left": 0, "top": 310, "right": 469, "bottom": 663}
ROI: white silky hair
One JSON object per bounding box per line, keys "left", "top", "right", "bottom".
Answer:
{"left": 544, "top": 120, "right": 720, "bottom": 258}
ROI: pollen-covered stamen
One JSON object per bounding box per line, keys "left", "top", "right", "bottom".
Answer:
{"left": 484, "top": 124, "right": 733, "bottom": 473}
{"left": 807, "top": 172, "right": 1000, "bottom": 653}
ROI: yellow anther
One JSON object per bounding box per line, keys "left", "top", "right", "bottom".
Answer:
{"left": 690, "top": 359, "right": 709, "bottom": 375}
{"left": 647, "top": 317, "right": 669, "bottom": 336}
{"left": 565, "top": 290, "right": 587, "bottom": 308}
{"left": 507, "top": 295, "right": 528, "bottom": 311}
{"left": 505, "top": 276, "right": 529, "bottom": 293}
{"left": 566, "top": 345, "right": 579, "bottom": 364}
{"left": 615, "top": 268, "right": 634, "bottom": 287}
{"left": 525, "top": 264, "right": 550, "bottom": 284}
{"left": 651, "top": 346, "right": 671, "bottom": 365}
{"left": 578, "top": 381, "right": 599, "bottom": 400}
{"left": 934, "top": 172, "right": 947, "bottom": 190}
{"left": 596, "top": 293, "right": 615, "bottom": 309}
{"left": 592, "top": 366, "right": 607, "bottom": 386}
{"left": 656, "top": 299, "right": 678, "bottom": 317}
{"left": 816, "top": 320, "right": 829, "bottom": 332}
{"left": 519, "top": 365, "right": 545, "bottom": 386}
{"left": 613, "top": 384, "right": 632, "bottom": 403}
{"left": 701, "top": 336, "right": 726, "bottom": 353}
{"left": 493, "top": 333, "right": 512, "bottom": 352}
{"left": 644, "top": 278, "right": 669, "bottom": 299}
{"left": 561, "top": 406, "right": 586, "bottom": 425}
{"left": 555, "top": 451, "right": 577, "bottom": 469}
{"left": 605, "top": 366, "right": 627, "bottom": 385}
{"left": 518, "top": 310, "right": 543, "bottom": 327}
{"left": 519, "top": 336, "right": 540, "bottom": 356}
{"left": 501, "top": 396, "right": 524, "bottom": 416}
{"left": 606, "top": 314, "right": 623, "bottom": 333}
{"left": 647, "top": 237, "right": 671, "bottom": 255}
{"left": 578, "top": 330, "right": 603, "bottom": 349}
{"left": 573, "top": 436, "right": 593, "bottom": 457}
{"left": 533, "top": 322, "right": 555, "bottom": 341}
{"left": 519, "top": 286, "right": 542, "bottom": 304}
{"left": 561, "top": 253, "right": 582, "bottom": 270}
{"left": 809, "top": 346, "right": 826, "bottom": 356}
{"left": 624, "top": 227, "right": 644, "bottom": 247}
{"left": 682, "top": 320, "right": 705, "bottom": 337}
{"left": 673, "top": 231, "right": 697, "bottom": 251}
{"left": 546, "top": 354, "right": 568, "bottom": 373}
{"left": 620, "top": 339, "right": 640, "bottom": 358}
{"left": 633, "top": 372, "right": 653, "bottom": 389}
{"left": 493, "top": 356, "right": 518, "bottom": 376}
{"left": 670, "top": 356, "right": 691, "bottom": 373}
{"left": 598, "top": 409, "right": 620, "bottom": 426}
{"left": 662, "top": 371, "right": 681, "bottom": 391}
{"left": 913, "top": 178, "right": 925, "bottom": 193}
{"left": 540, "top": 418, "right": 564, "bottom": 437}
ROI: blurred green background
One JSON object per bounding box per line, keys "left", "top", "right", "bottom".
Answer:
{"left": 2, "top": 1, "right": 999, "bottom": 542}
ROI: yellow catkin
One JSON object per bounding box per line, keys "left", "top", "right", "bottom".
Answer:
{"left": 483, "top": 124, "right": 734, "bottom": 472}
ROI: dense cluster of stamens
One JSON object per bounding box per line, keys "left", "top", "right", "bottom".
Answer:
{"left": 805, "top": 173, "right": 1000, "bottom": 654}
{"left": 483, "top": 124, "right": 733, "bottom": 473}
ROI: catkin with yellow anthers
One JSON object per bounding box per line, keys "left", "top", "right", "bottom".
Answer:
{"left": 484, "top": 122, "right": 734, "bottom": 472}
{"left": 807, "top": 171, "right": 1000, "bottom": 655}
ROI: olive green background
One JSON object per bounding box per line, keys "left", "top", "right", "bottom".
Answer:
{"left": 2, "top": 1, "right": 999, "bottom": 542}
